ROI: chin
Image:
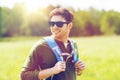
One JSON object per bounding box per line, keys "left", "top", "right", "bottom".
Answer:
{"left": 53, "top": 34, "right": 61, "bottom": 39}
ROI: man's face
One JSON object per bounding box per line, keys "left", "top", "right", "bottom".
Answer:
{"left": 50, "top": 15, "right": 72, "bottom": 39}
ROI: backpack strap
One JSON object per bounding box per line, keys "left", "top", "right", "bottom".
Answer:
{"left": 44, "top": 36, "right": 78, "bottom": 63}
{"left": 69, "top": 39, "right": 79, "bottom": 63}
{"left": 44, "top": 36, "right": 63, "bottom": 61}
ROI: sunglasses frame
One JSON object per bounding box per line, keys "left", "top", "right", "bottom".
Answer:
{"left": 49, "top": 21, "right": 68, "bottom": 28}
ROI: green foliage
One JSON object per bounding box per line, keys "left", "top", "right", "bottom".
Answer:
{"left": 0, "top": 7, "right": 11, "bottom": 36}
{"left": 71, "top": 8, "right": 104, "bottom": 36}
{"left": 101, "top": 10, "right": 120, "bottom": 35}
{"left": 0, "top": 4, "right": 24, "bottom": 37}
{"left": 0, "top": 36, "right": 120, "bottom": 80}
{"left": 0, "top": 4, "right": 120, "bottom": 37}
{"left": 0, "top": 7, "right": 2, "bottom": 37}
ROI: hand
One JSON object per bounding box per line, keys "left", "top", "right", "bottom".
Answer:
{"left": 52, "top": 61, "right": 66, "bottom": 74}
{"left": 75, "top": 60, "right": 85, "bottom": 75}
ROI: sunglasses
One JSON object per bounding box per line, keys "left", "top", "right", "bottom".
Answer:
{"left": 49, "top": 21, "right": 68, "bottom": 28}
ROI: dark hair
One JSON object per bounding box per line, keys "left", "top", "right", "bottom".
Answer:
{"left": 49, "top": 8, "right": 73, "bottom": 23}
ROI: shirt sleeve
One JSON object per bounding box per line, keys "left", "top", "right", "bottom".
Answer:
{"left": 21, "top": 41, "right": 42, "bottom": 80}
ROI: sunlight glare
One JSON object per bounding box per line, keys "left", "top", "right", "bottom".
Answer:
{"left": 25, "top": 2, "right": 40, "bottom": 13}
{"left": 24, "top": 1, "right": 48, "bottom": 14}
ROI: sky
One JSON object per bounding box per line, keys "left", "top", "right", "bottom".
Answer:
{"left": 0, "top": 0, "right": 120, "bottom": 12}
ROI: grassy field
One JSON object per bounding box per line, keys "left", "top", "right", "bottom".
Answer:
{"left": 0, "top": 36, "right": 120, "bottom": 80}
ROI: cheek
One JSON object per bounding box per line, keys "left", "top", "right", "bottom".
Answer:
{"left": 63, "top": 26, "right": 70, "bottom": 31}
{"left": 61, "top": 28, "right": 68, "bottom": 34}
{"left": 50, "top": 27, "right": 55, "bottom": 31}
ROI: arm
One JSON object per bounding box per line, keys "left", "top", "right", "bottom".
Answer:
{"left": 21, "top": 49, "right": 66, "bottom": 80}
{"left": 38, "top": 61, "right": 66, "bottom": 80}
{"left": 21, "top": 40, "right": 66, "bottom": 80}
{"left": 21, "top": 49, "right": 40, "bottom": 80}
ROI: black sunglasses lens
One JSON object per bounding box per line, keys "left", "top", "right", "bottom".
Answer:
{"left": 56, "top": 22, "right": 64, "bottom": 27}
{"left": 49, "top": 22, "right": 55, "bottom": 26}
{"left": 49, "top": 21, "right": 67, "bottom": 27}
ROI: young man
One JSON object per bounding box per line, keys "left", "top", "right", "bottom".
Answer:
{"left": 21, "top": 7, "right": 85, "bottom": 80}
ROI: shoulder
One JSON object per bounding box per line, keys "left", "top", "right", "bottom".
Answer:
{"left": 69, "top": 38, "right": 76, "bottom": 44}
{"left": 34, "top": 39, "right": 47, "bottom": 47}
{"left": 30, "top": 39, "right": 49, "bottom": 52}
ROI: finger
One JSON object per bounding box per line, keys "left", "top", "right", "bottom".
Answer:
{"left": 76, "top": 62, "right": 86, "bottom": 69}
{"left": 75, "top": 60, "right": 83, "bottom": 65}
{"left": 58, "top": 61, "right": 66, "bottom": 71}
{"left": 77, "top": 64, "right": 86, "bottom": 70}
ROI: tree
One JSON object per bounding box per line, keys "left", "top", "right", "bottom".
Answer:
{"left": 0, "top": 7, "right": 12, "bottom": 37}
{"left": 100, "top": 10, "right": 120, "bottom": 35}
{"left": 0, "top": 7, "right": 2, "bottom": 37}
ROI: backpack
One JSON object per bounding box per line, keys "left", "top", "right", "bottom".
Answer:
{"left": 44, "top": 36, "right": 78, "bottom": 63}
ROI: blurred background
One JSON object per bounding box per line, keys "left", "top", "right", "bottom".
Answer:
{"left": 0, "top": 0, "right": 120, "bottom": 37}
{"left": 0, "top": 0, "right": 120, "bottom": 80}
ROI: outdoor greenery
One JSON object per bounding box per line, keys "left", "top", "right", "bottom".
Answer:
{"left": 0, "top": 4, "right": 120, "bottom": 37}
{"left": 0, "top": 3, "right": 120, "bottom": 80}
{"left": 0, "top": 36, "right": 119, "bottom": 80}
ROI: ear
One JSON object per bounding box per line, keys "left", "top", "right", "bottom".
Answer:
{"left": 68, "top": 22, "right": 73, "bottom": 29}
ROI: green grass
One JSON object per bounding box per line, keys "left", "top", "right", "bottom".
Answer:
{"left": 0, "top": 36, "right": 120, "bottom": 80}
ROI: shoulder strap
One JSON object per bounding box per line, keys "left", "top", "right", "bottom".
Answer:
{"left": 44, "top": 36, "right": 79, "bottom": 63}
{"left": 44, "top": 36, "right": 63, "bottom": 61}
{"left": 69, "top": 39, "right": 79, "bottom": 63}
